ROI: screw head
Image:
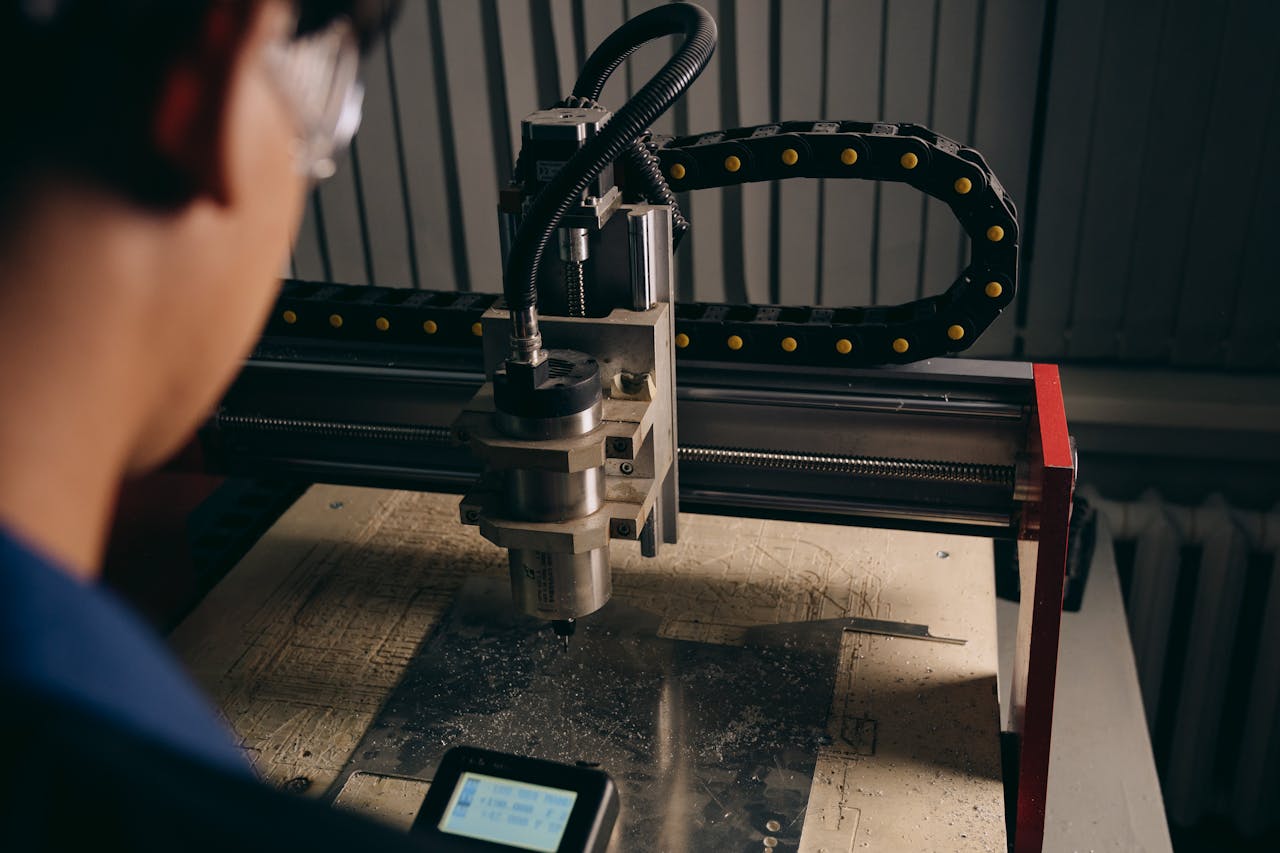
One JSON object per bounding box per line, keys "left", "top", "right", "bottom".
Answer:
{"left": 282, "top": 776, "right": 312, "bottom": 794}
{"left": 464, "top": 509, "right": 479, "bottom": 523}
{"left": 615, "top": 522, "right": 632, "bottom": 537}
{"left": 619, "top": 371, "right": 650, "bottom": 394}
{"left": 620, "top": 462, "right": 634, "bottom": 476}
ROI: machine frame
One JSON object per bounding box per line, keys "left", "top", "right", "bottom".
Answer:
{"left": 201, "top": 5, "right": 1074, "bottom": 847}
{"left": 206, "top": 299, "right": 1072, "bottom": 852}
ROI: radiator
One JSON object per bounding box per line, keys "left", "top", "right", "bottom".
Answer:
{"left": 1082, "top": 487, "right": 1280, "bottom": 836}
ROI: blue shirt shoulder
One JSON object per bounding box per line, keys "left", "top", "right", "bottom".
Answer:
{"left": 0, "top": 526, "right": 251, "bottom": 777}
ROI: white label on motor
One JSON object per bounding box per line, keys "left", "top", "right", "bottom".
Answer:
{"left": 536, "top": 160, "right": 567, "bottom": 182}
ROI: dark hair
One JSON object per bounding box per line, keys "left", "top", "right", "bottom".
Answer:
{"left": 0, "top": 0, "right": 399, "bottom": 214}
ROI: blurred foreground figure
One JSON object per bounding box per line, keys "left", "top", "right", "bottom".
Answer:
{"left": 0, "top": 3, "right": 434, "bottom": 849}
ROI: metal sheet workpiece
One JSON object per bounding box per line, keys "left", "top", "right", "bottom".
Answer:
{"left": 332, "top": 577, "right": 842, "bottom": 851}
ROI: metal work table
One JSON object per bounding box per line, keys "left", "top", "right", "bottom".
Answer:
{"left": 172, "top": 484, "right": 1010, "bottom": 850}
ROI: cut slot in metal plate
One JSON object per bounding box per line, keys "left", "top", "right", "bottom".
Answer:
{"left": 330, "top": 577, "right": 844, "bottom": 851}
{"left": 844, "top": 616, "right": 967, "bottom": 645}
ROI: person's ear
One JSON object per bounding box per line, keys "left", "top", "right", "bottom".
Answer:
{"left": 150, "top": 2, "right": 263, "bottom": 207}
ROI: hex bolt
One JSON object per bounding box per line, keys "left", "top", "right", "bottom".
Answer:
{"left": 620, "top": 462, "right": 634, "bottom": 476}
{"left": 619, "top": 371, "right": 649, "bottom": 395}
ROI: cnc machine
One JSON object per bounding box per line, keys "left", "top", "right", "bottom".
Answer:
{"left": 206, "top": 6, "right": 1075, "bottom": 850}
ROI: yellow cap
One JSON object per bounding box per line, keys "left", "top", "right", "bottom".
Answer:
{"left": 329, "top": 314, "right": 343, "bottom": 329}
{"left": 423, "top": 319, "right": 439, "bottom": 334}
{"left": 984, "top": 281, "right": 1003, "bottom": 299}
{"left": 840, "top": 148, "right": 858, "bottom": 166}
{"left": 674, "top": 332, "right": 690, "bottom": 349}
{"left": 835, "top": 338, "right": 853, "bottom": 354}
{"left": 892, "top": 337, "right": 910, "bottom": 354}
{"left": 954, "top": 177, "right": 972, "bottom": 194}
{"left": 781, "top": 148, "right": 799, "bottom": 166}
{"left": 726, "top": 334, "right": 744, "bottom": 351}
{"left": 669, "top": 163, "right": 686, "bottom": 180}
{"left": 780, "top": 336, "right": 798, "bottom": 352}
{"left": 947, "top": 324, "right": 965, "bottom": 341}
{"left": 900, "top": 152, "right": 919, "bottom": 169}
{"left": 281, "top": 309, "right": 298, "bottom": 325}
{"left": 375, "top": 317, "right": 390, "bottom": 332}
{"left": 471, "top": 322, "right": 483, "bottom": 337}
{"left": 986, "top": 225, "right": 1005, "bottom": 242}
{"left": 724, "top": 155, "right": 742, "bottom": 173}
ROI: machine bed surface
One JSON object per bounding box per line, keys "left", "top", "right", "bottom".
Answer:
{"left": 171, "top": 484, "right": 1006, "bottom": 851}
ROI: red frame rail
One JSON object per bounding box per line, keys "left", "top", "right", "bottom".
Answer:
{"left": 1010, "top": 364, "right": 1075, "bottom": 851}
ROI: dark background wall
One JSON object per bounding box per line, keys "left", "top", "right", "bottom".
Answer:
{"left": 289, "top": 0, "right": 1280, "bottom": 372}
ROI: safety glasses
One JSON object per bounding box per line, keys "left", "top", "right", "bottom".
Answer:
{"left": 263, "top": 14, "right": 364, "bottom": 181}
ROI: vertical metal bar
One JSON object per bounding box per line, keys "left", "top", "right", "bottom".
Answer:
{"left": 813, "top": 0, "right": 831, "bottom": 304}
{"left": 314, "top": 148, "right": 367, "bottom": 284}
{"left": 347, "top": 138, "right": 376, "bottom": 285}
{"left": 530, "top": 0, "right": 563, "bottom": 106}
{"left": 958, "top": 0, "right": 986, "bottom": 274}
{"left": 876, "top": 0, "right": 934, "bottom": 310}
{"left": 716, "top": 0, "right": 747, "bottom": 305}
{"left": 351, "top": 41, "right": 412, "bottom": 287}
{"left": 914, "top": 0, "right": 942, "bottom": 302}
{"left": 820, "top": 0, "right": 882, "bottom": 309}
{"left": 427, "top": 0, "right": 475, "bottom": 291}
{"left": 1019, "top": 0, "right": 1105, "bottom": 359}
{"left": 292, "top": 190, "right": 331, "bottom": 281}
{"left": 734, "top": 0, "right": 771, "bottom": 305}
{"left": 1059, "top": 1, "right": 1110, "bottom": 357}
{"left": 481, "top": 0, "right": 516, "bottom": 184}
{"left": 774, "top": 0, "right": 824, "bottom": 306}
{"left": 390, "top": 0, "right": 461, "bottom": 291}
{"left": 383, "top": 33, "right": 422, "bottom": 288}
{"left": 919, "top": 0, "right": 979, "bottom": 308}
{"left": 767, "top": 0, "right": 782, "bottom": 304}
{"left": 628, "top": 210, "right": 656, "bottom": 311}
{"left": 1011, "top": 364, "right": 1073, "bottom": 853}
{"left": 870, "top": 0, "right": 889, "bottom": 306}
{"left": 1015, "top": 0, "right": 1060, "bottom": 342}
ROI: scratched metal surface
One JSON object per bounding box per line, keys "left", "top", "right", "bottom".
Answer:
{"left": 331, "top": 577, "right": 842, "bottom": 851}
{"left": 173, "top": 485, "right": 1006, "bottom": 850}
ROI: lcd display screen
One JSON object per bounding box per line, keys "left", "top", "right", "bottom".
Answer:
{"left": 438, "top": 771, "right": 578, "bottom": 852}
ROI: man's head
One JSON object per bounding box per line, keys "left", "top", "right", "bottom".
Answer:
{"left": 0, "top": 0, "right": 397, "bottom": 472}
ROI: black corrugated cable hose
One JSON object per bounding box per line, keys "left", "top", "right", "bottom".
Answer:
{"left": 502, "top": 2, "right": 716, "bottom": 315}
{"left": 552, "top": 96, "right": 691, "bottom": 249}
{"left": 625, "top": 136, "right": 691, "bottom": 248}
